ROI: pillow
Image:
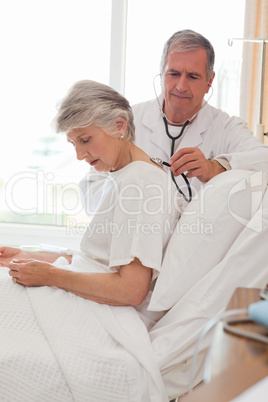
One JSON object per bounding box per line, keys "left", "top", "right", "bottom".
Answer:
{"left": 148, "top": 169, "right": 268, "bottom": 311}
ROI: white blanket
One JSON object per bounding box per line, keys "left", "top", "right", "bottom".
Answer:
{"left": 149, "top": 177, "right": 268, "bottom": 399}
{"left": 0, "top": 268, "right": 168, "bottom": 402}
{"left": 1, "top": 170, "right": 268, "bottom": 401}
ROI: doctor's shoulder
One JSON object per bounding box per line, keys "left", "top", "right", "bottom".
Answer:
{"left": 208, "top": 105, "right": 248, "bottom": 130}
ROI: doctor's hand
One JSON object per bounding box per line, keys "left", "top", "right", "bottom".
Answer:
{"left": 8, "top": 259, "right": 54, "bottom": 287}
{"left": 169, "top": 147, "right": 226, "bottom": 183}
{"left": 0, "top": 247, "right": 31, "bottom": 267}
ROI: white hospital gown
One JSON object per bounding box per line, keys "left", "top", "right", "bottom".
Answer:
{"left": 0, "top": 161, "right": 182, "bottom": 402}
{"left": 70, "top": 161, "right": 183, "bottom": 329}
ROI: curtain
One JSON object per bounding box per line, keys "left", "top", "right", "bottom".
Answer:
{"left": 240, "top": 0, "right": 268, "bottom": 144}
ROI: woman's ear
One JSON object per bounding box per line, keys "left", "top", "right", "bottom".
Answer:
{"left": 115, "top": 118, "right": 127, "bottom": 137}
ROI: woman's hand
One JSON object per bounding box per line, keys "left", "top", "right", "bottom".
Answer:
{"left": 8, "top": 259, "right": 54, "bottom": 287}
{"left": 0, "top": 247, "right": 31, "bottom": 267}
{"left": 8, "top": 256, "right": 152, "bottom": 306}
{"left": 0, "top": 246, "right": 72, "bottom": 268}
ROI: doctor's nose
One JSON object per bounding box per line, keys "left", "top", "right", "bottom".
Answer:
{"left": 175, "top": 76, "right": 188, "bottom": 92}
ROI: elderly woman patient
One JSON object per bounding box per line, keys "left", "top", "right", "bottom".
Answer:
{"left": 0, "top": 80, "right": 182, "bottom": 401}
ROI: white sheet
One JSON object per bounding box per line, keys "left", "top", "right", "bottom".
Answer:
{"left": 149, "top": 170, "right": 268, "bottom": 311}
{"left": 1, "top": 170, "right": 268, "bottom": 401}
{"left": 0, "top": 268, "right": 168, "bottom": 402}
{"left": 149, "top": 185, "right": 268, "bottom": 399}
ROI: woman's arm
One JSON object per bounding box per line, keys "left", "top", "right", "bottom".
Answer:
{"left": 0, "top": 247, "right": 72, "bottom": 267}
{"left": 8, "top": 257, "right": 152, "bottom": 306}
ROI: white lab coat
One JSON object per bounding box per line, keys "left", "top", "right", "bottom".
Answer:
{"left": 132, "top": 96, "right": 268, "bottom": 195}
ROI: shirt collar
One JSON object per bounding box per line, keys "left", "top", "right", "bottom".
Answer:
{"left": 141, "top": 96, "right": 214, "bottom": 152}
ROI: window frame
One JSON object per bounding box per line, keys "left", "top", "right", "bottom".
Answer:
{"left": 2, "top": 0, "right": 246, "bottom": 247}
{"left": 1, "top": 0, "right": 128, "bottom": 247}
{"left": 0, "top": 222, "right": 82, "bottom": 249}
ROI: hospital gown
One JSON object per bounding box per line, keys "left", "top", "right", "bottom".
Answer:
{"left": 75, "top": 160, "right": 183, "bottom": 328}
{"left": 0, "top": 160, "right": 182, "bottom": 402}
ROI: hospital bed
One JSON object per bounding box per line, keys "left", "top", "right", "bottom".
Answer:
{"left": 0, "top": 169, "right": 267, "bottom": 401}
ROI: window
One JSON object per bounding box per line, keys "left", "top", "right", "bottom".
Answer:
{"left": 0, "top": 0, "right": 112, "bottom": 246}
{"left": 125, "top": 0, "right": 245, "bottom": 117}
{"left": 0, "top": 0, "right": 246, "bottom": 247}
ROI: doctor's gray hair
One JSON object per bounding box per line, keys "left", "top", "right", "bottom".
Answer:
{"left": 160, "top": 29, "right": 215, "bottom": 79}
{"left": 55, "top": 80, "right": 135, "bottom": 141}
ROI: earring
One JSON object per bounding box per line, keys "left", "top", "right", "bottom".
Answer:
{"left": 120, "top": 135, "right": 124, "bottom": 139}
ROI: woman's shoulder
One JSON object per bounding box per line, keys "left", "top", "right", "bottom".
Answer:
{"left": 113, "top": 160, "right": 167, "bottom": 181}
{"left": 110, "top": 161, "right": 177, "bottom": 199}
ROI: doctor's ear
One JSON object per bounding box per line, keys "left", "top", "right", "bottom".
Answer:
{"left": 208, "top": 72, "right": 215, "bottom": 88}
{"left": 207, "top": 77, "right": 215, "bottom": 93}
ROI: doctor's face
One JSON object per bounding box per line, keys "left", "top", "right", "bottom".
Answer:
{"left": 161, "top": 47, "right": 214, "bottom": 124}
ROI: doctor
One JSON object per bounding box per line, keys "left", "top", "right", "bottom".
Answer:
{"left": 132, "top": 29, "right": 268, "bottom": 197}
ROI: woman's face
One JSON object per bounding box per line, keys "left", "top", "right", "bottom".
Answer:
{"left": 67, "top": 125, "right": 126, "bottom": 172}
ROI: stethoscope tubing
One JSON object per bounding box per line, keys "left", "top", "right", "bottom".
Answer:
{"left": 163, "top": 116, "right": 192, "bottom": 202}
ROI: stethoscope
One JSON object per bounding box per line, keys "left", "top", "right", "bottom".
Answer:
{"left": 151, "top": 74, "right": 213, "bottom": 203}
{"left": 151, "top": 117, "right": 192, "bottom": 203}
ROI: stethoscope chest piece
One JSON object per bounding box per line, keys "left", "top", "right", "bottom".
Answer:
{"left": 150, "top": 157, "right": 164, "bottom": 168}
{"left": 151, "top": 116, "right": 193, "bottom": 203}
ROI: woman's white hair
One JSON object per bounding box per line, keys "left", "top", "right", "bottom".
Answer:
{"left": 55, "top": 80, "right": 135, "bottom": 141}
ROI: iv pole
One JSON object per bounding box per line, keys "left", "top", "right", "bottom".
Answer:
{"left": 228, "top": 37, "right": 268, "bottom": 142}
